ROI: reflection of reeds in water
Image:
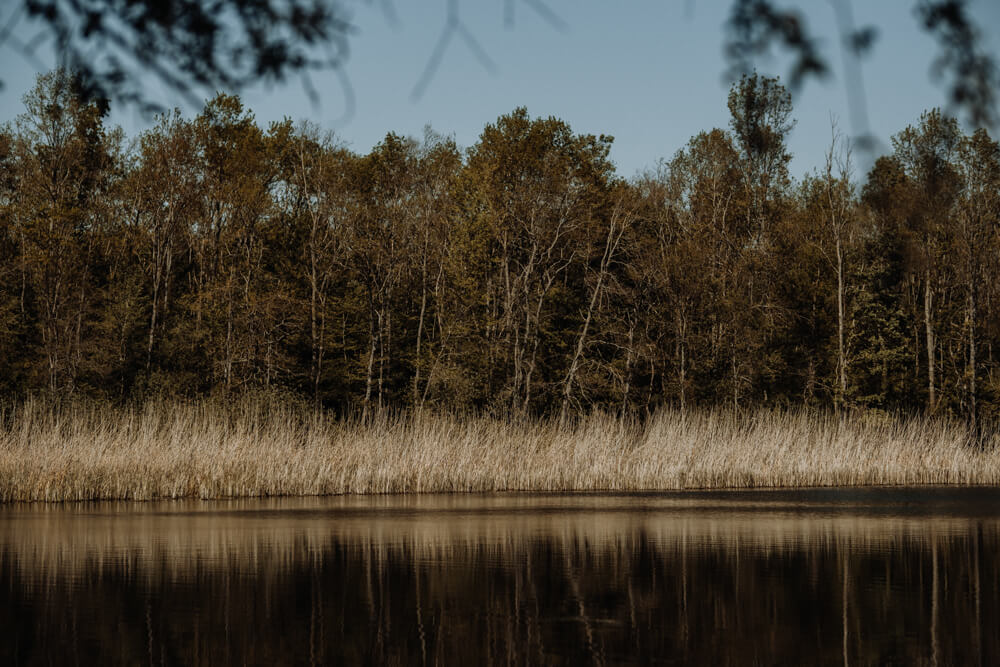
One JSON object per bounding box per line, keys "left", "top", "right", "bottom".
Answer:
{"left": 2, "top": 495, "right": 995, "bottom": 583}
{"left": 2, "top": 496, "right": 997, "bottom": 666}
{"left": 2, "top": 397, "right": 999, "bottom": 501}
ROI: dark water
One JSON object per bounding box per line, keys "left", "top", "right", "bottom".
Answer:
{"left": 2, "top": 488, "right": 999, "bottom": 666}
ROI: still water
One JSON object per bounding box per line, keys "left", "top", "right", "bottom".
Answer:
{"left": 2, "top": 488, "right": 998, "bottom": 665}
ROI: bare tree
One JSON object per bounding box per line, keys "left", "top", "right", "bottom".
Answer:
{"left": 819, "top": 120, "right": 856, "bottom": 407}
{"left": 560, "top": 185, "right": 634, "bottom": 423}
{"left": 288, "top": 123, "right": 350, "bottom": 404}
{"left": 954, "top": 129, "right": 1000, "bottom": 435}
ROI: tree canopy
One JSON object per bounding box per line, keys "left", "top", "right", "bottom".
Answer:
{"left": 1, "top": 69, "right": 998, "bottom": 427}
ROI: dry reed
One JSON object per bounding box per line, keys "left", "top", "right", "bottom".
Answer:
{"left": 1, "top": 397, "right": 999, "bottom": 502}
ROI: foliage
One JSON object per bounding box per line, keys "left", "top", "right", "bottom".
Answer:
{"left": 2, "top": 70, "right": 999, "bottom": 427}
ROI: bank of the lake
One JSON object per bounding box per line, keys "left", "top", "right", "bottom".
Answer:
{"left": 1, "top": 398, "right": 998, "bottom": 502}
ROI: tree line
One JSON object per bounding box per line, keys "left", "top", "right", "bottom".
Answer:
{"left": 1, "top": 70, "right": 998, "bottom": 425}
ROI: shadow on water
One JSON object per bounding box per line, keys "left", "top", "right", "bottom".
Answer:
{"left": 2, "top": 487, "right": 999, "bottom": 665}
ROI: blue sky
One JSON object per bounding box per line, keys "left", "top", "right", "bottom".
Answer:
{"left": 2, "top": 0, "right": 998, "bottom": 179}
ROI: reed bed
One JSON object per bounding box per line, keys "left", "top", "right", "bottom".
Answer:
{"left": 1, "top": 398, "right": 999, "bottom": 502}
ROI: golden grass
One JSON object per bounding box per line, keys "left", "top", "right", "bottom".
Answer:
{"left": 1, "top": 397, "right": 999, "bottom": 502}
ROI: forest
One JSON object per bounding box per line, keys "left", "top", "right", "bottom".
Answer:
{"left": 1, "top": 69, "right": 998, "bottom": 428}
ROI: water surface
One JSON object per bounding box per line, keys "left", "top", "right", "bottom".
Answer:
{"left": 2, "top": 487, "right": 998, "bottom": 665}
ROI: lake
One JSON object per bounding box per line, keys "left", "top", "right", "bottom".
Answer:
{"left": 2, "top": 487, "right": 998, "bottom": 665}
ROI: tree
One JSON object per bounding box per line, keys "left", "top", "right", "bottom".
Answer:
{"left": 725, "top": 0, "right": 999, "bottom": 129}
{"left": 856, "top": 156, "right": 920, "bottom": 410}
{"left": 10, "top": 69, "right": 116, "bottom": 393}
{"left": 728, "top": 72, "right": 794, "bottom": 240}
{"left": 0, "top": 127, "right": 20, "bottom": 392}
{"left": 809, "top": 122, "right": 857, "bottom": 407}
{"left": 188, "top": 93, "right": 284, "bottom": 391}
{"left": 891, "top": 109, "right": 962, "bottom": 413}
{"left": 725, "top": 73, "right": 794, "bottom": 407}
{"left": 669, "top": 129, "right": 742, "bottom": 409}
{"left": 127, "top": 111, "right": 201, "bottom": 381}
{"left": 559, "top": 182, "right": 634, "bottom": 422}
{"left": 283, "top": 122, "right": 352, "bottom": 405}
{"left": 465, "top": 108, "right": 614, "bottom": 413}
{"left": 408, "top": 130, "right": 462, "bottom": 409}
{"left": 5, "top": 65, "right": 1000, "bottom": 425}
{"left": 630, "top": 133, "right": 737, "bottom": 414}
{"left": 351, "top": 132, "right": 418, "bottom": 415}
{"left": 953, "top": 128, "right": 1000, "bottom": 433}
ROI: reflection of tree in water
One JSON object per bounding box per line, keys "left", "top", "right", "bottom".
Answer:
{"left": 0, "top": 515, "right": 997, "bottom": 665}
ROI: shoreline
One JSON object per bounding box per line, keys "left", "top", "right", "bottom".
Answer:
{"left": 2, "top": 399, "right": 998, "bottom": 503}
{"left": 3, "top": 482, "right": 999, "bottom": 508}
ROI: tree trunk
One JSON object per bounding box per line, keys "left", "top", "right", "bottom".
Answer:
{"left": 147, "top": 248, "right": 161, "bottom": 375}
{"left": 731, "top": 347, "right": 739, "bottom": 412}
{"left": 377, "top": 308, "right": 385, "bottom": 411}
{"left": 677, "top": 313, "right": 687, "bottom": 415}
{"left": 523, "top": 271, "right": 555, "bottom": 415}
{"left": 837, "top": 237, "right": 847, "bottom": 405}
{"left": 363, "top": 295, "right": 377, "bottom": 420}
{"left": 969, "top": 279, "right": 978, "bottom": 439}
{"left": 418, "top": 266, "right": 446, "bottom": 409}
{"left": 560, "top": 270, "right": 602, "bottom": 424}
{"left": 310, "top": 231, "right": 319, "bottom": 404}
{"left": 836, "top": 237, "right": 847, "bottom": 406}
{"left": 414, "top": 233, "right": 429, "bottom": 407}
{"left": 621, "top": 318, "right": 635, "bottom": 416}
{"left": 644, "top": 358, "right": 656, "bottom": 416}
{"left": 560, "top": 216, "right": 623, "bottom": 422}
{"left": 924, "top": 268, "right": 935, "bottom": 413}
{"left": 315, "top": 303, "right": 326, "bottom": 407}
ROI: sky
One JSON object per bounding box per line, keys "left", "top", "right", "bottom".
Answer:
{"left": 1, "top": 0, "right": 999, "bottom": 179}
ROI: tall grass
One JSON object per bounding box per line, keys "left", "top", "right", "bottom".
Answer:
{"left": 1, "top": 397, "right": 998, "bottom": 502}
